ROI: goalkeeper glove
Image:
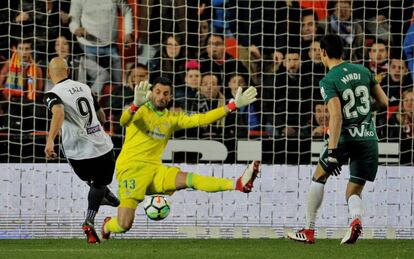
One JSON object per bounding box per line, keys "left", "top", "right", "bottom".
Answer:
{"left": 326, "top": 148, "right": 342, "bottom": 176}
{"left": 131, "top": 80, "right": 151, "bottom": 111}
{"left": 227, "top": 86, "right": 257, "bottom": 112}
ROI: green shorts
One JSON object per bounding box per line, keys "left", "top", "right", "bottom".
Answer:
{"left": 319, "top": 140, "right": 379, "bottom": 185}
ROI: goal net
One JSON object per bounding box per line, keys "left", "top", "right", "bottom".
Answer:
{"left": 0, "top": 0, "right": 413, "bottom": 239}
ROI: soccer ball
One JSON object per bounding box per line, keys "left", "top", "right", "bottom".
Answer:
{"left": 143, "top": 195, "right": 170, "bottom": 221}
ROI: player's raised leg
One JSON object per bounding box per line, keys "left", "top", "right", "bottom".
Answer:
{"left": 341, "top": 182, "right": 364, "bottom": 244}
{"left": 287, "top": 163, "right": 328, "bottom": 244}
{"left": 175, "top": 161, "right": 261, "bottom": 193}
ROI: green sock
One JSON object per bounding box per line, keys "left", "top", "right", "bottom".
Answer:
{"left": 186, "top": 172, "right": 234, "bottom": 192}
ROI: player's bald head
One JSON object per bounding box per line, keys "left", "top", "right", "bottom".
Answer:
{"left": 48, "top": 57, "right": 69, "bottom": 83}
{"left": 49, "top": 57, "right": 68, "bottom": 72}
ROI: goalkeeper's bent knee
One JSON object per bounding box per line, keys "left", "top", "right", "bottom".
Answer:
{"left": 106, "top": 217, "right": 127, "bottom": 233}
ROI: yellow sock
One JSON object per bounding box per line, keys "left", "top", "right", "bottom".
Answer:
{"left": 186, "top": 172, "right": 234, "bottom": 192}
{"left": 106, "top": 217, "right": 126, "bottom": 233}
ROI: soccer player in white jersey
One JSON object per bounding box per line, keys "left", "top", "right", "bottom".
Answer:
{"left": 43, "top": 57, "right": 119, "bottom": 244}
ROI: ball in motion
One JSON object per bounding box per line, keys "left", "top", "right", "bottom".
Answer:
{"left": 143, "top": 195, "right": 170, "bottom": 221}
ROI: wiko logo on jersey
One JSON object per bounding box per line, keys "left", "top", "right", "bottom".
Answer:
{"left": 347, "top": 124, "right": 375, "bottom": 137}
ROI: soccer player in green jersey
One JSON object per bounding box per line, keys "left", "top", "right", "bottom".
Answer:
{"left": 287, "top": 35, "right": 389, "bottom": 244}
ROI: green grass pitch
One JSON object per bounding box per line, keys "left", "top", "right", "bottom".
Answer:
{"left": 0, "top": 239, "right": 413, "bottom": 259}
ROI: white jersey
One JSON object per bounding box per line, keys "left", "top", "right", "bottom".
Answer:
{"left": 45, "top": 79, "right": 113, "bottom": 160}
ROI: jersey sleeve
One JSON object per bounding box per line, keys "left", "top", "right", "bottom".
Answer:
{"left": 43, "top": 92, "right": 63, "bottom": 111}
{"left": 319, "top": 77, "right": 337, "bottom": 103}
{"left": 120, "top": 106, "right": 143, "bottom": 127}
{"left": 366, "top": 67, "right": 378, "bottom": 90}
{"left": 92, "top": 94, "right": 101, "bottom": 111}
{"left": 174, "top": 106, "right": 227, "bottom": 130}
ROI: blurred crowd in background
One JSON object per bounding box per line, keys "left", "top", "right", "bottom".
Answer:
{"left": 0, "top": 0, "right": 413, "bottom": 164}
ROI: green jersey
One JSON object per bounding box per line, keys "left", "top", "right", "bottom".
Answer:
{"left": 319, "top": 62, "right": 378, "bottom": 142}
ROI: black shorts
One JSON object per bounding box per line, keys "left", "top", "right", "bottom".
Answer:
{"left": 319, "top": 140, "right": 379, "bottom": 185}
{"left": 68, "top": 150, "right": 115, "bottom": 186}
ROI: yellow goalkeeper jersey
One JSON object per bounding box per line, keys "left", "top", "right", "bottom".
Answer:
{"left": 116, "top": 102, "right": 227, "bottom": 166}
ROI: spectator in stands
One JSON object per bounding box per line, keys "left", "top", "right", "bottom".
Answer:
{"left": 384, "top": 59, "right": 412, "bottom": 106}
{"left": 188, "top": 74, "right": 225, "bottom": 138}
{"left": 69, "top": 0, "right": 134, "bottom": 87}
{"left": 45, "top": 36, "right": 109, "bottom": 95}
{"left": 175, "top": 60, "right": 201, "bottom": 111}
{"left": 366, "top": 40, "right": 389, "bottom": 80}
{"left": 10, "top": 0, "right": 59, "bottom": 65}
{"left": 0, "top": 39, "right": 45, "bottom": 132}
{"left": 225, "top": 73, "right": 260, "bottom": 138}
{"left": 377, "top": 60, "right": 412, "bottom": 140}
{"left": 388, "top": 89, "right": 414, "bottom": 165}
{"left": 200, "top": 34, "right": 248, "bottom": 87}
{"left": 311, "top": 102, "right": 329, "bottom": 138}
{"left": 263, "top": 49, "right": 310, "bottom": 137}
{"left": 302, "top": 40, "right": 325, "bottom": 102}
{"left": 111, "top": 63, "right": 149, "bottom": 135}
{"left": 300, "top": 9, "right": 323, "bottom": 61}
{"left": 319, "top": 0, "right": 363, "bottom": 62}
{"left": 149, "top": 34, "right": 186, "bottom": 89}
{"left": 0, "top": 40, "right": 43, "bottom": 102}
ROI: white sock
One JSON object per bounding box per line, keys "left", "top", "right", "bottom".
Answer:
{"left": 306, "top": 181, "right": 325, "bottom": 230}
{"left": 348, "top": 194, "right": 363, "bottom": 222}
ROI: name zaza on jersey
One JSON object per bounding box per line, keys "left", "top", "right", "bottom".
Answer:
{"left": 68, "top": 86, "right": 84, "bottom": 95}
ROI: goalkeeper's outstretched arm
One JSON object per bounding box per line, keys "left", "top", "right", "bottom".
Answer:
{"left": 176, "top": 86, "right": 257, "bottom": 130}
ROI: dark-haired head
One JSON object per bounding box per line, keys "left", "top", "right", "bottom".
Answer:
{"left": 320, "top": 34, "right": 343, "bottom": 59}
{"left": 150, "top": 77, "right": 172, "bottom": 110}
{"left": 127, "top": 63, "right": 149, "bottom": 88}
{"left": 152, "top": 77, "right": 172, "bottom": 90}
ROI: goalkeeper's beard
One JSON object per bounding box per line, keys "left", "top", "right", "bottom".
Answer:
{"left": 151, "top": 99, "right": 169, "bottom": 110}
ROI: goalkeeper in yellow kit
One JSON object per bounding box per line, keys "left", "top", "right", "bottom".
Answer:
{"left": 101, "top": 77, "right": 260, "bottom": 239}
